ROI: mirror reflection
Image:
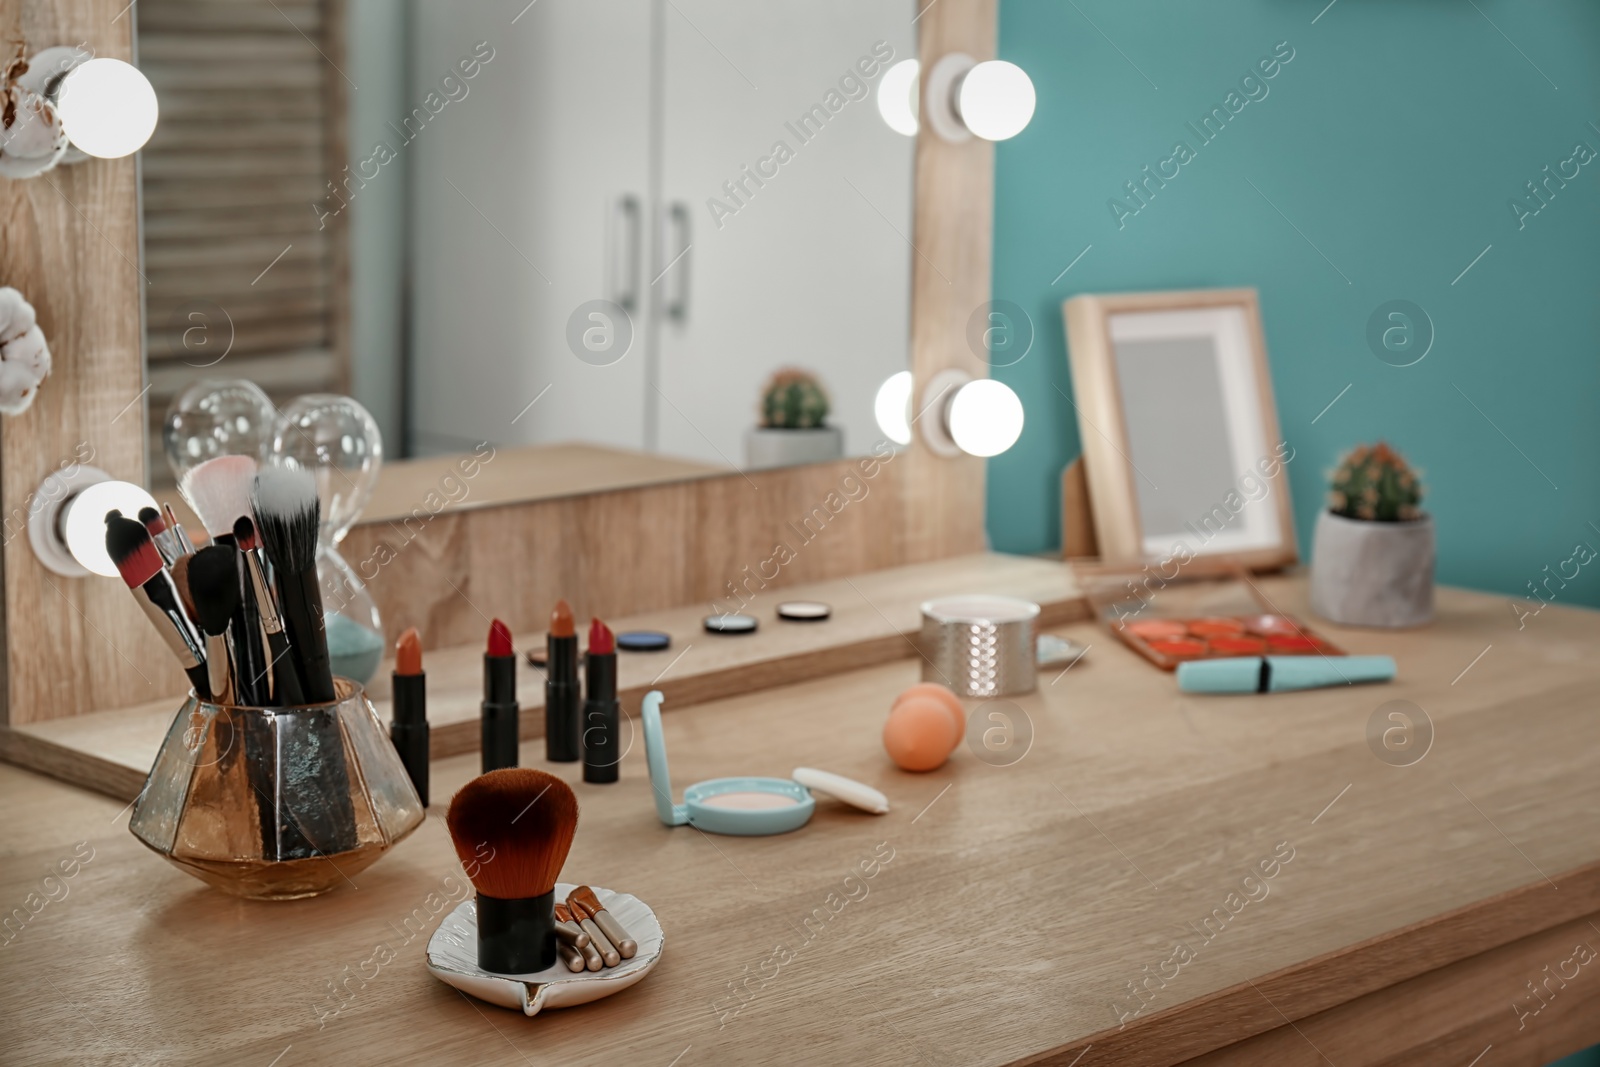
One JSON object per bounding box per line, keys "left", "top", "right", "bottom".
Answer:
{"left": 141, "top": 0, "right": 917, "bottom": 490}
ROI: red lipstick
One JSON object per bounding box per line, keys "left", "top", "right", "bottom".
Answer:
{"left": 391, "top": 627, "right": 429, "bottom": 806}
{"left": 582, "top": 617, "right": 620, "bottom": 784}
{"left": 545, "top": 600, "right": 580, "bottom": 763}
{"left": 482, "top": 618, "right": 519, "bottom": 772}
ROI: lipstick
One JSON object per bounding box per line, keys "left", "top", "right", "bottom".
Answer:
{"left": 391, "top": 627, "right": 430, "bottom": 805}
{"left": 545, "top": 599, "right": 580, "bottom": 763}
{"left": 581, "top": 618, "right": 620, "bottom": 784}
{"left": 482, "top": 619, "right": 519, "bottom": 772}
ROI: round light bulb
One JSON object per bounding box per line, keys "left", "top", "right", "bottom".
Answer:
{"left": 63, "top": 480, "right": 159, "bottom": 577}
{"left": 874, "top": 370, "right": 914, "bottom": 445}
{"left": 877, "top": 59, "right": 920, "bottom": 137}
{"left": 957, "top": 60, "right": 1035, "bottom": 141}
{"left": 56, "top": 59, "right": 159, "bottom": 159}
{"left": 947, "top": 379, "right": 1024, "bottom": 457}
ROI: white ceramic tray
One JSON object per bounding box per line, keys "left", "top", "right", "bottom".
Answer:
{"left": 427, "top": 883, "right": 663, "bottom": 1015}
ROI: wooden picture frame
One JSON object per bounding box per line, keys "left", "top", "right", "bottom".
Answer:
{"left": 1062, "top": 288, "right": 1297, "bottom": 572}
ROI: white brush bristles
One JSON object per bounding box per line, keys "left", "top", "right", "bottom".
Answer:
{"left": 179, "top": 454, "right": 259, "bottom": 537}
{"left": 251, "top": 466, "right": 321, "bottom": 575}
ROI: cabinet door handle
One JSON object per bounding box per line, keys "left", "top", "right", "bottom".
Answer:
{"left": 611, "top": 194, "right": 641, "bottom": 311}
{"left": 664, "top": 202, "right": 691, "bottom": 322}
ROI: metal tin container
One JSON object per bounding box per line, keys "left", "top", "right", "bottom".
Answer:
{"left": 919, "top": 595, "right": 1040, "bottom": 697}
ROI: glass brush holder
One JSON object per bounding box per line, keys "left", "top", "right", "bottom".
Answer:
{"left": 129, "top": 679, "right": 424, "bottom": 900}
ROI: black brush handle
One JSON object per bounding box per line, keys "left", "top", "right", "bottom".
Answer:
{"left": 276, "top": 565, "right": 337, "bottom": 704}
{"left": 265, "top": 628, "right": 305, "bottom": 707}
{"left": 477, "top": 891, "right": 555, "bottom": 974}
{"left": 232, "top": 572, "right": 271, "bottom": 707}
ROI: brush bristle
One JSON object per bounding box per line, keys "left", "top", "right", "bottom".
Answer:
{"left": 105, "top": 515, "right": 162, "bottom": 587}
{"left": 179, "top": 455, "right": 258, "bottom": 537}
{"left": 185, "top": 545, "right": 241, "bottom": 638}
{"left": 251, "top": 467, "right": 320, "bottom": 574}
{"left": 446, "top": 769, "right": 578, "bottom": 900}
{"left": 232, "top": 514, "right": 257, "bottom": 551}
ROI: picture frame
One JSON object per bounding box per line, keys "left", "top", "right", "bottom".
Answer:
{"left": 1062, "top": 288, "right": 1298, "bottom": 573}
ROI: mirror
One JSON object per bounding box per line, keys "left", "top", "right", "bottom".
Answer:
{"left": 140, "top": 0, "right": 917, "bottom": 493}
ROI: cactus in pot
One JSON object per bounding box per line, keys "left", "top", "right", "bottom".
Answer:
{"left": 759, "top": 368, "right": 830, "bottom": 430}
{"left": 743, "top": 368, "right": 844, "bottom": 469}
{"left": 1311, "top": 441, "right": 1434, "bottom": 627}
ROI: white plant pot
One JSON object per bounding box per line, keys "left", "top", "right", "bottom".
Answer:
{"left": 1309, "top": 511, "right": 1435, "bottom": 628}
{"left": 742, "top": 426, "right": 844, "bottom": 470}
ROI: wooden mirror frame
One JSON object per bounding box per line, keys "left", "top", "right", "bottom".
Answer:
{"left": 0, "top": 0, "right": 999, "bottom": 741}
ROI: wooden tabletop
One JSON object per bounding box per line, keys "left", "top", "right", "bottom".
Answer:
{"left": 4, "top": 574, "right": 1600, "bottom": 1066}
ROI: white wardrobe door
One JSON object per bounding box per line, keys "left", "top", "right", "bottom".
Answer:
{"left": 409, "top": 0, "right": 653, "bottom": 455}
{"left": 655, "top": 0, "right": 917, "bottom": 468}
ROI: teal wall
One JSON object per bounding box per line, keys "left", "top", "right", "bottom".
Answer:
{"left": 990, "top": 0, "right": 1600, "bottom": 608}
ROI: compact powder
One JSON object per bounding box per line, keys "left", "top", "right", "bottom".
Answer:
{"left": 776, "top": 600, "right": 831, "bottom": 621}
{"left": 617, "top": 630, "right": 671, "bottom": 652}
{"left": 704, "top": 613, "right": 759, "bottom": 634}
{"left": 700, "top": 791, "right": 800, "bottom": 810}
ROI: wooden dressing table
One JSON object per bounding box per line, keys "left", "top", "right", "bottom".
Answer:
{"left": 3, "top": 572, "right": 1597, "bottom": 1065}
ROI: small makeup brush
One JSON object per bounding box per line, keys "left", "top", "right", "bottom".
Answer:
{"left": 567, "top": 895, "right": 620, "bottom": 967}
{"left": 252, "top": 466, "right": 336, "bottom": 704}
{"left": 447, "top": 769, "right": 579, "bottom": 975}
{"left": 570, "top": 885, "right": 637, "bottom": 959}
{"left": 163, "top": 502, "right": 196, "bottom": 556}
{"left": 139, "top": 506, "right": 178, "bottom": 566}
{"left": 185, "top": 544, "right": 241, "bottom": 705}
{"left": 105, "top": 514, "right": 208, "bottom": 697}
{"left": 178, "top": 454, "right": 258, "bottom": 541}
{"left": 234, "top": 515, "right": 298, "bottom": 706}
{"left": 555, "top": 903, "right": 604, "bottom": 971}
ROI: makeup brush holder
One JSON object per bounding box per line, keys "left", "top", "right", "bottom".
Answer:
{"left": 129, "top": 679, "right": 425, "bottom": 900}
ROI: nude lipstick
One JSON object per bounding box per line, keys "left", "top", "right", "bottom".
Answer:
{"left": 391, "top": 627, "right": 429, "bottom": 806}
{"left": 545, "top": 599, "right": 580, "bottom": 763}
{"left": 582, "top": 618, "right": 620, "bottom": 784}
{"left": 482, "top": 619, "right": 519, "bottom": 772}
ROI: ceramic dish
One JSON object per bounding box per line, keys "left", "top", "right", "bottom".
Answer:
{"left": 427, "top": 883, "right": 663, "bottom": 1015}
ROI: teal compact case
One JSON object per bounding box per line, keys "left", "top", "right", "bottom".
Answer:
{"left": 641, "top": 690, "right": 813, "bottom": 835}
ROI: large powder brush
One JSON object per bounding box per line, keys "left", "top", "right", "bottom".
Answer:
{"left": 447, "top": 769, "right": 579, "bottom": 974}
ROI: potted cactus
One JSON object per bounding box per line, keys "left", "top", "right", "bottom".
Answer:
{"left": 1309, "top": 442, "right": 1434, "bottom": 627}
{"left": 742, "top": 368, "right": 844, "bottom": 470}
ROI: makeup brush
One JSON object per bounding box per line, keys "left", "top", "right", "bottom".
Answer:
{"left": 567, "top": 895, "right": 620, "bottom": 967}
{"left": 447, "top": 769, "right": 578, "bottom": 975}
{"left": 178, "top": 454, "right": 258, "bottom": 541}
{"left": 234, "top": 515, "right": 298, "bottom": 706}
{"left": 184, "top": 545, "right": 241, "bottom": 705}
{"left": 252, "top": 466, "right": 336, "bottom": 704}
{"left": 139, "top": 506, "right": 178, "bottom": 566}
{"left": 570, "top": 885, "right": 637, "bottom": 959}
{"left": 163, "top": 502, "right": 196, "bottom": 556}
{"left": 105, "top": 514, "right": 208, "bottom": 696}
{"left": 555, "top": 902, "right": 604, "bottom": 971}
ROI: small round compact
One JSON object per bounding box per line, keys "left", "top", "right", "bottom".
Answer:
{"left": 617, "top": 630, "right": 671, "bottom": 652}
{"left": 776, "top": 600, "right": 831, "bottom": 622}
{"left": 703, "top": 613, "right": 758, "bottom": 635}
{"left": 640, "top": 691, "right": 887, "bottom": 836}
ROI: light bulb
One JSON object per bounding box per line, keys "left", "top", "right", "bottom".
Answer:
{"left": 957, "top": 60, "right": 1035, "bottom": 141}
{"left": 874, "top": 371, "right": 913, "bottom": 445}
{"left": 64, "top": 480, "right": 159, "bottom": 577}
{"left": 877, "top": 59, "right": 920, "bottom": 137}
{"left": 948, "top": 379, "right": 1023, "bottom": 457}
{"left": 56, "top": 58, "right": 158, "bottom": 159}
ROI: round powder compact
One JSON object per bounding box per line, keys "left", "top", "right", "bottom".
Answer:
{"left": 617, "top": 630, "right": 671, "bottom": 652}
{"left": 776, "top": 600, "right": 831, "bottom": 622}
{"left": 703, "top": 613, "right": 759, "bottom": 635}
{"left": 698, "top": 791, "right": 802, "bottom": 812}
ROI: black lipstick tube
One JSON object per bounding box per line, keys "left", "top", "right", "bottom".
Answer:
{"left": 581, "top": 649, "right": 619, "bottom": 784}
{"left": 545, "top": 632, "right": 580, "bottom": 763}
{"left": 482, "top": 652, "right": 519, "bottom": 772}
{"left": 390, "top": 670, "right": 429, "bottom": 806}
{"left": 476, "top": 890, "right": 555, "bottom": 974}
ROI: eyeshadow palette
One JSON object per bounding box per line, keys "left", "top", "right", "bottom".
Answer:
{"left": 1112, "top": 614, "right": 1344, "bottom": 671}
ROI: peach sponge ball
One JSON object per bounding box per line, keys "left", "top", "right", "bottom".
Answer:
{"left": 883, "top": 682, "right": 965, "bottom": 772}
